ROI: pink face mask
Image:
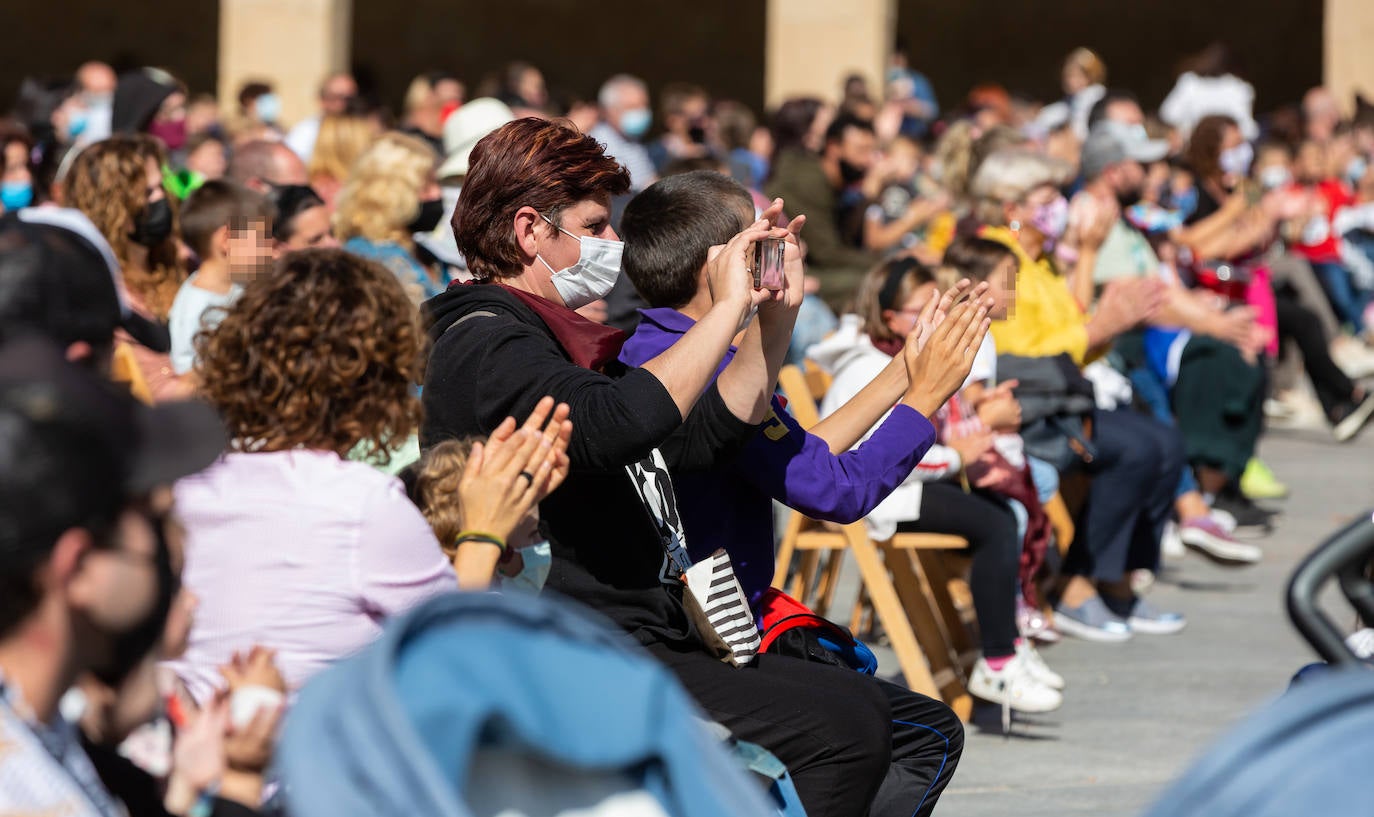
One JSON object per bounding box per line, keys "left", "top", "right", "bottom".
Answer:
{"left": 1029, "top": 194, "right": 1069, "bottom": 242}
{"left": 147, "top": 119, "right": 187, "bottom": 151}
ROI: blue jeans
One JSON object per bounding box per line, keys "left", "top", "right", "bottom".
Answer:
{"left": 1311, "top": 260, "right": 1370, "bottom": 334}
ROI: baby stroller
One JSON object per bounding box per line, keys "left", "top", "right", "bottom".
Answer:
{"left": 1140, "top": 510, "right": 1374, "bottom": 816}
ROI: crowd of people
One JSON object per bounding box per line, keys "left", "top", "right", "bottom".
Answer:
{"left": 2, "top": 38, "right": 1374, "bottom": 817}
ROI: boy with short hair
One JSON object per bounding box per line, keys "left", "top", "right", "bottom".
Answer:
{"left": 618, "top": 169, "right": 997, "bottom": 816}
{"left": 169, "top": 181, "right": 274, "bottom": 374}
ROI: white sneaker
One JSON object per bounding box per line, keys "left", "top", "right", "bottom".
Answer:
{"left": 1161, "top": 520, "right": 1186, "bottom": 560}
{"left": 967, "top": 655, "right": 1064, "bottom": 714}
{"left": 1208, "top": 508, "right": 1238, "bottom": 535}
{"left": 1331, "top": 337, "right": 1374, "bottom": 379}
{"left": 1015, "top": 640, "right": 1065, "bottom": 690}
{"left": 1347, "top": 628, "right": 1374, "bottom": 659}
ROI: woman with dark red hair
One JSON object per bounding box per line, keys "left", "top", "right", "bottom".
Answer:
{"left": 421, "top": 118, "right": 962, "bottom": 817}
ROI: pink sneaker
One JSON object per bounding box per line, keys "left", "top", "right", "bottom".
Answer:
{"left": 1179, "top": 517, "right": 1262, "bottom": 565}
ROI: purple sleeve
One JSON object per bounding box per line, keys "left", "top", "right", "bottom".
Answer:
{"left": 740, "top": 399, "right": 936, "bottom": 524}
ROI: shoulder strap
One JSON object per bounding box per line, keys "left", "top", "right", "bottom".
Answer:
{"left": 443, "top": 309, "right": 499, "bottom": 335}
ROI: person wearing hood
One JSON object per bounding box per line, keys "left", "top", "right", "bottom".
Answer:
{"left": 422, "top": 117, "right": 902, "bottom": 817}
{"left": 111, "top": 69, "right": 186, "bottom": 150}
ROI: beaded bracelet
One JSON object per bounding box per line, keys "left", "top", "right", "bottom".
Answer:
{"left": 454, "top": 530, "right": 507, "bottom": 553}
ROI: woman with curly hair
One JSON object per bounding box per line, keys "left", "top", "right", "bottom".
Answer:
{"left": 66, "top": 133, "right": 191, "bottom": 400}
{"left": 165, "top": 248, "right": 569, "bottom": 701}
{"left": 336, "top": 130, "right": 445, "bottom": 302}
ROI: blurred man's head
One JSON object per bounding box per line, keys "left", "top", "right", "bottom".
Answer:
{"left": 76, "top": 62, "right": 117, "bottom": 100}
{"left": 598, "top": 74, "right": 651, "bottom": 141}
{"left": 0, "top": 211, "right": 124, "bottom": 373}
{"left": 0, "top": 336, "right": 223, "bottom": 718}
{"left": 620, "top": 170, "right": 754, "bottom": 311}
{"left": 319, "top": 73, "right": 358, "bottom": 117}
{"left": 1303, "top": 86, "right": 1341, "bottom": 143}
{"left": 1081, "top": 121, "right": 1168, "bottom": 201}
{"left": 821, "top": 114, "right": 877, "bottom": 191}
{"left": 228, "top": 139, "right": 309, "bottom": 191}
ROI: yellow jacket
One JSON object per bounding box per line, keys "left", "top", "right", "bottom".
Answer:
{"left": 981, "top": 226, "right": 1091, "bottom": 365}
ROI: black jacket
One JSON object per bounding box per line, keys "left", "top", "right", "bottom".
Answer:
{"left": 422, "top": 284, "right": 758, "bottom": 646}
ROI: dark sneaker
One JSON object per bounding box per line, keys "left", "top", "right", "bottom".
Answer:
{"left": 1332, "top": 391, "right": 1374, "bottom": 443}
{"left": 1211, "top": 490, "right": 1277, "bottom": 534}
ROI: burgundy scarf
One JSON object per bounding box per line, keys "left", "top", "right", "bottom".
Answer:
{"left": 497, "top": 284, "right": 627, "bottom": 372}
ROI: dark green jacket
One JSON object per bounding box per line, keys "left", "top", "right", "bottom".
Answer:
{"left": 765, "top": 148, "right": 877, "bottom": 311}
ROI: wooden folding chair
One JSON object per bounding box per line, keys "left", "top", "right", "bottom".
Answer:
{"left": 772, "top": 364, "right": 974, "bottom": 719}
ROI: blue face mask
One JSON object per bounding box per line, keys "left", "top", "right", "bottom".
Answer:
{"left": 254, "top": 93, "right": 282, "bottom": 124}
{"left": 1, "top": 180, "right": 33, "bottom": 211}
{"left": 67, "top": 109, "right": 89, "bottom": 139}
{"left": 619, "top": 107, "right": 652, "bottom": 139}
{"left": 1347, "top": 156, "right": 1368, "bottom": 186}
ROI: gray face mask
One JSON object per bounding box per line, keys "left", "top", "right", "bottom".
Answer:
{"left": 536, "top": 215, "right": 623, "bottom": 310}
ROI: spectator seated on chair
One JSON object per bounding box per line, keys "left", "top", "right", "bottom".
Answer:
{"left": 809, "top": 254, "right": 1064, "bottom": 715}
{"left": 967, "top": 147, "right": 1189, "bottom": 643}
{"left": 617, "top": 168, "right": 994, "bottom": 811}
{"left": 419, "top": 118, "right": 950, "bottom": 817}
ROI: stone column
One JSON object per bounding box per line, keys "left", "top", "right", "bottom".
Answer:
{"left": 764, "top": 0, "right": 895, "bottom": 110}
{"left": 1325, "top": 0, "right": 1374, "bottom": 113}
{"left": 219, "top": 0, "right": 352, "bottom": 128}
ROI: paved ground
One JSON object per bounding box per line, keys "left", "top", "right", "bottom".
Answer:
{"left": 852, "top": 426, "right": 1374, "bottom": 817}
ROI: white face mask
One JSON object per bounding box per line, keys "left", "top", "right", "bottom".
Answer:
{"left": 537, "top": 216, "right": 623, "bottom": 310}
{"left": 1259, "top": 165, "right": 1292, "bottom": 191}
{"left": 1220, "top": 142, "right": 1254, "bottom": 177}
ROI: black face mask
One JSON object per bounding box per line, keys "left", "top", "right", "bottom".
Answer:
{"left": 838, "top": 159, "right": 867, "bottom": 186}
{"left": 88, "top": 520, "right": 175, "bottom": 688}
{"left": 407, "top": 198, "right": 445, "bottom": 234}
{"left": 687, "top": 122, "right": 708, "bottom": 144}
{"left": 1116, "top": 188, "right": 1143, "bottom": 210}
{"left": 129, "top": 198, "right": 173, "bottom": 248}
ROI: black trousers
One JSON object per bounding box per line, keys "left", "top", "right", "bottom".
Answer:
{"left": 646, "top": 642, "right": 963, "bottom": 817}
{"left": 1275, "top": 294, "right": 1355, "bottom": 420}
{"left": 1066, "top": 408, "right": 1182, "bottom": 582}
{"left": 896, "top": 482, "right": 1020, "bottom": 658}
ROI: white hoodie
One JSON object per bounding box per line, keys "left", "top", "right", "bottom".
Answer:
{"left": 807, "top": 315, "right": 962, "bottom": 540}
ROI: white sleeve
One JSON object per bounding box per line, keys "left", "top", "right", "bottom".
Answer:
{"left": 1335, "top": 203, "right": 1374, "bottom": 236}
{"left": 1159, "top": 74, "right": 1193, "bottom": 129}
{"left": 965, "top": 333, "right": 997, "bottom": 388}
{"left": 285, "top": 119, "right": 318, "bottom": 163}
{"left": 167, "top": 294, "right": 198, "bottom": 375}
